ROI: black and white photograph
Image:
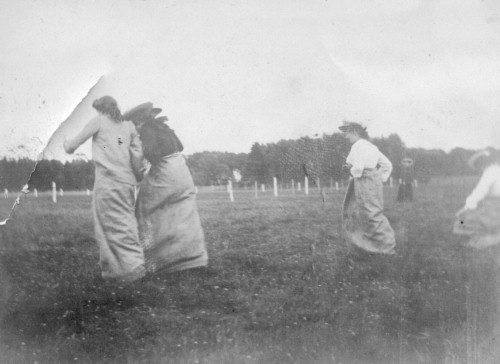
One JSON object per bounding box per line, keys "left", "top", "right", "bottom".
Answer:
{"left": 1, "top": 0, "right": 500, "bottom": 363}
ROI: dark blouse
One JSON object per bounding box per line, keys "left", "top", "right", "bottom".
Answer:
{"left": 139, "top": 119, "right": 184, "bottom": 165}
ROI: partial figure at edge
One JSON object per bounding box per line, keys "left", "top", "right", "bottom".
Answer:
{"left": 454, "top": 149, "right": 500, "bottom": 256}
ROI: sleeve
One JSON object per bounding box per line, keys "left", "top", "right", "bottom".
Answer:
{"left": 129, "top": 125, "right": 146, "bottom": 182}
{"left": 346, "top": 144, "right": 365, "bottom": 179}
{"left": 465, "top": 167, "right": 494, "bottom": 210}
{"left": 377, "top": 151, "right": 393, "bottom": 182}
{"left": 64, "top": 117, "right": 100, "bottom": 154}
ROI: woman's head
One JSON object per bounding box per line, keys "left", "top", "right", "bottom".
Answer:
{"left": 338, "top": 121, "right": 369, "bottom": 143}
{"left": 92, "top": 96, "right": 123, "bottom": 122}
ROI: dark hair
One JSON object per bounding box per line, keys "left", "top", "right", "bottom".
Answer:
{"left": 356, "top": 128, "right": 369, "bottom": 139}
{"left": 92, "top": 96, "right": 123, "bottom": 122}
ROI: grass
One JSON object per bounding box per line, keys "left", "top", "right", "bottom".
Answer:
{"left": 1, "top": 178, "right": 499, "bottom": 363}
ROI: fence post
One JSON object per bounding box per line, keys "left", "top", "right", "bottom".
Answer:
{"left": 3, "top": 189, "right": 8, "bottom": 199}
{"left": 52, "top": 182, "right": 57, "bottom": 203}
{"left": 261, "top": 184, "right": 265, "bottom": 192}
{"left": 298, "top": 182, "right": 301, "bottom": 192}
{"left": 34, "top": 188, "right": 38, "bottom": 197}
{"left": 59, "top": 188, "right": 64, "bottom": 197}
{"left": 335, "top": 181, "right": 339, "bottom": 191}
{"left": 292, "top": 179, "right": 295, "bottom": 196}
{"left": 273, "top": 177, "right": 278, "bottom": 197}
{"left": 305, "top": 176, "right": 309, "bottom": 195}
{"left": 228, "top": 180, "right": 234, "bottom": 202}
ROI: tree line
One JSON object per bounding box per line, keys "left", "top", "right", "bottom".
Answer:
{"left": 0, "top": 132, "right": 489, "bottom": 191}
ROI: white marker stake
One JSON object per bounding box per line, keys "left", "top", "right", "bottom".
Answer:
{"left": 34, "top": 188, "right": 38, "bottom": 198}
{"left": 292, "top": 179, "right": 295, "bottom": 196}
{"left": 335, "top": 181, "right": 339, "bottom": 191}
{"left": 52, "top": 182, "right": 57, "bottom": 203}
{"left": 228, "top": 180, "right": 234, "bottom": 202}
{"left": 134, "top": 186, "right": 138, "bottom": 201}
{"left": 414, "top": 179, "right": 418, "bottom": 188}
{"left": 399, "top": 178, "right": 402, "bottom": 184}
{"left": 86, "top": 189, "right": 91, "bottom": 196}
{"left": 261, "top": 184, "right": 265, "bottom": 192}
{"left": 317, "top": 178, "right": 321, "bottom": 191}
{"left": 4, "top": 189, "right": 8, "bottom": 199}
{"left": 305, "top": 176, "right": 309, "bottom": 195}
{"left": 59, "top": 188, "right": 64, "bottom": 197}
{"left": 254, "top": 181, "right": 258, "bottom": 199}
{"left": 298, "top": 182, "right": 301, "bottom": 192}
{"left": 273, "top": 177, "right": 278, "bottom": 197}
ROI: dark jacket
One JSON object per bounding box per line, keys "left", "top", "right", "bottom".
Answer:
{"left": 139, "top": 119, "right": 184, "bottom": 165}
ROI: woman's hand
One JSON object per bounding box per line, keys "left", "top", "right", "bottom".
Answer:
{"left": 342, "top": 163, "right": 351, "bottom": 172}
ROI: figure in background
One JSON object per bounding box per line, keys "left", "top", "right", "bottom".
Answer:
{"left": 64, "top": 96, "right": 145, "bottom": 282}
{"left": 123, "top": 103, "right": 208, "bottom": 279}
{"left": 396, "top": 158, "right": 414, "bottom": 203}
{"left": 340, "top": 121, "right": 396, "bottom": 256}
{"left": 454, "top": 149, "right": 500, "bottom": 252}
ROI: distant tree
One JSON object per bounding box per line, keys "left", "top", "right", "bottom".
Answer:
{"left": 187, "top": 151, "right": 241, "bottom": 185}
{"left": 243, "top": 143, "right": 270, "bottom": 184}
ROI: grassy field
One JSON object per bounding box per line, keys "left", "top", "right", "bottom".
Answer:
{"left": 1, "top": 179, "right": 499, "bottom": 363}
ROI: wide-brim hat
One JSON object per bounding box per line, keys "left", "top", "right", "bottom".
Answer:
{"left": 467, "top": 150, "right": 491, "bottom": 170}
{"left": 338, "top": 121, "right": 366, "bottom": 133}
{"left": 123, "top": 102, "right": 154, "bottom": 123}
{"left": 151, "top": 107, "right": 162, "bottom": 117}
{"left": 155, "top": 116, "right": 168, "bottom": 123}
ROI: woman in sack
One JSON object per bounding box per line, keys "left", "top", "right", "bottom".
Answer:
{"left": 64, "top": 96, "right": 146, "bottom": 282}
{"left": 123, "top": 103, "right": 208, "bottom": 279}
{"left": 454, "top": 149, "right": 500, "bottom": 251}
{"left": 340, "top": 121, "right": 396, "bottom": 256}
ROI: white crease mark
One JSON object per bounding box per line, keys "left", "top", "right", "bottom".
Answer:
{"left": 0, "top": 75, "right": 105, "bottom": 228}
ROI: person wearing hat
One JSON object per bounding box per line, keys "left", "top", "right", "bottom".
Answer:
{"left": 454, "top": 149, "right": 500, "bottom": 250}
{"left": 123, "top": 103, "right": 208, "bottom": 279}
{"left": 397, "top": 158, "right": 414, "bottom": 203}
{"left": 340, "top": 121, "right": 396, "bottom": 255}
{"left": 64, "top": 96, "right": 146, "bottom": 282}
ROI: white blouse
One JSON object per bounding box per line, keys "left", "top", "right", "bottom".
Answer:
{"left": 346, "top": 139, "right": 393, "bottom": 182}
{"left": 465, "top": 164, "right": 500, "bottom": 210}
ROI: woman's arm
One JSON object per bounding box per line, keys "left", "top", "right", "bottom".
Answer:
{"left": 346, "top": 144, "right": 365, "bottom": 178}
{"left": 64, "top": 118, "right": 100, "bottom": 154}
{"left": 377, "top": 152, "right": 393, "bottom": 182}
{"left": 129, "top": 127, "right": 146, "bottom": 181}
{"left": 464, "top": 167, "right": 495, "bottom": 210}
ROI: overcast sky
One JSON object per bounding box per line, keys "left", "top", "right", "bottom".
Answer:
{"left": 1, "top": 0, "right": 500, "bottom": 160}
